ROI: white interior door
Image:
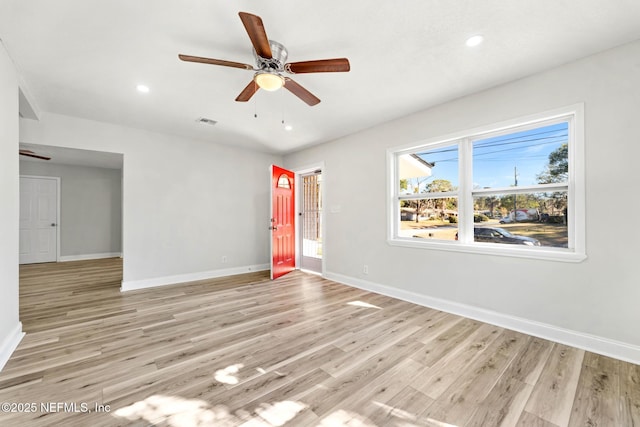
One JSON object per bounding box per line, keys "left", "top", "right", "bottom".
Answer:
{"left": 19, "top": 176, "right": 59, "bottom": 264}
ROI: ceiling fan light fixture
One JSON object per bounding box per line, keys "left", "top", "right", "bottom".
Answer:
{"left": 254, "top": 72, "right": 284, "bottom": 91}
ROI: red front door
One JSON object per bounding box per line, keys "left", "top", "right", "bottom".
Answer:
{"left": 270, "top": 165, "right": 296, "bottom": 279}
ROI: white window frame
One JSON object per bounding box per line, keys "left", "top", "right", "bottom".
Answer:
{"left": 387, "top": 104, "right": 586, "bottom": 262}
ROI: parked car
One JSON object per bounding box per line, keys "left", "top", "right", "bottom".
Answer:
{"left": 455, "top": 227, "right": 541, "bottom": 246}
{"left": 500, "top": 208, "right": 540, "bottom": 223}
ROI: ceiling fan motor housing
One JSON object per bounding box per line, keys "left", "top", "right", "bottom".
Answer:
{"left": 254, "top": 40, "right": 288, "bottom": 71}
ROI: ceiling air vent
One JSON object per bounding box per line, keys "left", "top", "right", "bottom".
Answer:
{"left": 196, "top": 117, "right": 217, "bottom": 126}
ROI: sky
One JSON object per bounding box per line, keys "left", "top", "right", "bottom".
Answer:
{"left": 413, "top": 121, "right": 568, "bottom": 190}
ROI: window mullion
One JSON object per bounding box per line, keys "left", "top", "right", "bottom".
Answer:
{"left": 472, "top": 183, "right": 568, "bottom": 196}
{"left": 389, "top": 149, "right": 399, "bottom": 240}
{"left": 459, "top": 138, "right": 474, "bottom": 244}
{"left": 399, "top": 191, "right": 458, "bottom": 201}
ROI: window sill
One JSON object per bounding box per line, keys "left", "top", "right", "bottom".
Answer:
{"left": 387, "top": 238, "right": 587, "bottom": 263}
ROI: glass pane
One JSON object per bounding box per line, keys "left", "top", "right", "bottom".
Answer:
{"left": 302, "top": 174, "right": 322, "bottom": 259}
{"left": 277, "top": 174, "right": 291, "bottom": 189}
{"left": 399, "top": 197, "right": 458, "bottom": 241}
{"left": 473, "top": 122, "right": 568, "bottom": 189}
{"left": 472, "top": 191, "right": 568, "bottom": 248}
{"left": 399, "top": 145, "right": 458, "bottom": 195}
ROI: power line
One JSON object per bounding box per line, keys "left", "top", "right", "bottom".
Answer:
{"left": 418, "top": 137, "right": 566, "bottom": 163}
{"left": 413, "top": 128, "right": 568, "bottom": 157}
{"left": 473, "top": 139, "right": 565, "bottom": 158}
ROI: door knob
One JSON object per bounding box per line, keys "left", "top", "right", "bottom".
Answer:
{"left": 51, "top": 223, "right": 57, "bottom": 227}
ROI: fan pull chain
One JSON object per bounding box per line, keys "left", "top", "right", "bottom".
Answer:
{"left": 254, "top": 81, "right": 258, "bottom": 118}
{"left": 281, "top": 88, "right": 285, "bottom": 126}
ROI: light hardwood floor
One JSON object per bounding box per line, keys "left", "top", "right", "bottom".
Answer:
{"left": 1, "top": 258, "right": 638, "bottom": 426}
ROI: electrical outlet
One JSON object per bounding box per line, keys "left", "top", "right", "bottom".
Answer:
{"left": 363, "top": 265, "right": 369, "bottom": 274}
{"left": 221, "top": 256, "right": 228, "bottom": 264}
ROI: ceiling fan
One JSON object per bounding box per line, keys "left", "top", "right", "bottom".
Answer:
{"left": 178, "top": 12, "right": 350, "bottom": 106}
{"left": 19, "top": 149, "right": 50, "bottom": 160}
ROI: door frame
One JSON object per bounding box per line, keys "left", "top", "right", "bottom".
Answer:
{"left": 19, "top": 175, "right": 61, "bottom": 263}
{"left": 293, "top": 162, "right": 326, "bottom": 277}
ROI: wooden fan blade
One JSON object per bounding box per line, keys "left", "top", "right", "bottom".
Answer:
{"left": 284, "top": 78, "right": 321, "bottom": 106}
{"left": 19, "top": 150, "right": 50, "bottom": 160}
{"left": 238, "top": 12, "right": 272, "bottom": 59}
{"left": 235, "top": 80, "right": 259, "bottom": 102}
{"left": 178, "top": 54, "right": 254, "bottom": 70}
{"left": 285, "top": 58, "right": 350, "bottom": 74}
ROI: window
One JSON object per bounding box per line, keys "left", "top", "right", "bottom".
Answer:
{"left": 277, "top": 174, "right": 291, "bottom": 189}
{"left": 388, "top": 105, "right": 585, "bottom": 262}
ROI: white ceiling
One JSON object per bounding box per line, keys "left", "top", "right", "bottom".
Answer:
{"left": 3, "top": 1, "right": 640, "bottom": 154}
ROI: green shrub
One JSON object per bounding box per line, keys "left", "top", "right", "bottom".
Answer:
{"left": 473, "top": 214, "right": 489, "bottom": 222}
{"left": 548, "top": 215, "right": 564, "bottom": 224}
{"left": 448, "top": 216, "right": 458, "bottom": 223}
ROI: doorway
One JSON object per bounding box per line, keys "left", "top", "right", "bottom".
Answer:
{"left": 299, "top": 169, "right": 323, "bottom": 274}
{"left": 18, "top": 144, "right": 123, "bottom": 266}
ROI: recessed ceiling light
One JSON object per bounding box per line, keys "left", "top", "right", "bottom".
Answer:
{"left": 284, "top": 125, "right": 293, "bottom": 131}
{"left": 465, "top": 35, "right": 484, "bottom": 47}
{"left": 136, "top": 84, "right": 150, "bottom": 93}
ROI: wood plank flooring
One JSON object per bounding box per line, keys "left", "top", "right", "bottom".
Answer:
{"left": 0, "top": 258, "right": 638, "bottom": 426}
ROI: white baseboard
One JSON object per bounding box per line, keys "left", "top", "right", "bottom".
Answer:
{"left": 0, "top": 323, "right": 25, "bottom": 372}
{"left": 325, "top": 272, "right": 640, "bottom": 365}
{"left": 59, "top": 252, "right": 122, "bottom": 262}
{"left": 121, "top": 263, "right": 270, "bottom": 292}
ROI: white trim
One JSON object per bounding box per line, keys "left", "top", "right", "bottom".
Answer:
{"left": 59, "top": 252, "right": 122, "bottom": 262}
{"left": 0, "top": 323, "right": 25, "bottom": 372}
{"left": 387, "top": 103, "right": 586, "bottom": 262}
{"left": 120, "top": 164, "right": 125, "bottom": 261}
{"left": 293, "top": 162, "right": 326, "bottom": 277}
{"left": 120, "top": 263, "right": 270, "bottom": 292}
{"left": 399, "top": 190, "right": 458, "bottom": 201}
{"left": 471, "top": 183, "right": 568, "bottom": 196}
{"left": 324, "top": 272, "right": 640, "bottom": 365}
{"left": 387, "top": 238, "right": 587, "bottom": 262}
{"left": 570, "top": 104, "right": 586, "bottom": 257}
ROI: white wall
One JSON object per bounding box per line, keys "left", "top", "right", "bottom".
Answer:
{"left": 0, "top": 42, "right": 23, "bottom": 370}
{"left": 285, "top": 40, "right": 640, "bottom": 362}
{"left": 19, "top": 161, "right": 123, "bottom": 259}
{"left": 20, "top": 113, "right": 282, "bottom": 289}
